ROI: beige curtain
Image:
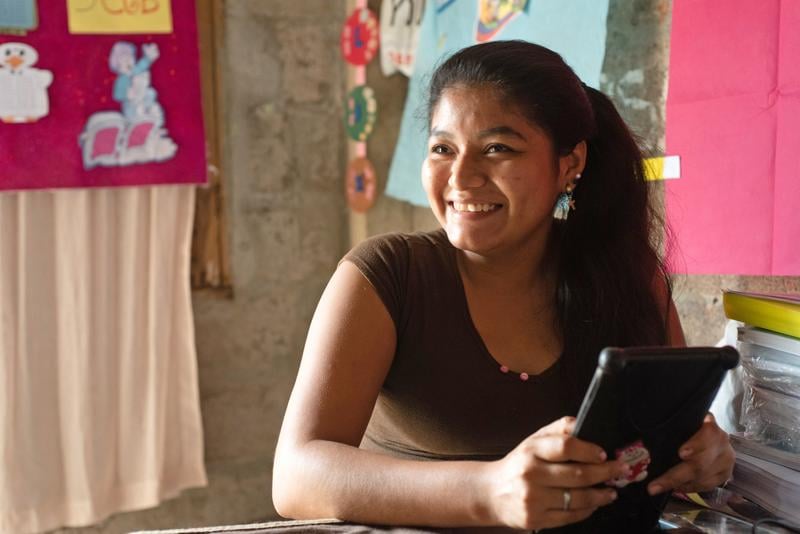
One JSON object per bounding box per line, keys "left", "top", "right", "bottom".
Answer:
{"left": 0, "top": 185, "right": 207, "bottom": 533}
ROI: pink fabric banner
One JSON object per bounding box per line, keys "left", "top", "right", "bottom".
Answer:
{"left": 665, "top": 0, "right": 800, "bottom": 275}
{"left": 0, "top": 0, "right": 206, "bottom": 191}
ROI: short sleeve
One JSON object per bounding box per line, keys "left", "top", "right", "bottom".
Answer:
{"left": 342, "top": 233, "right": 410, "bottom": 330}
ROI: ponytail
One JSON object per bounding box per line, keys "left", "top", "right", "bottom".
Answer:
{"left": 555, "top": 86, "right": 670, "bottom": 400}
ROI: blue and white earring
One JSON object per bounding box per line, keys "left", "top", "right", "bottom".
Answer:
{"left": 553, "top": 173, "right": 580, "bottom": 221}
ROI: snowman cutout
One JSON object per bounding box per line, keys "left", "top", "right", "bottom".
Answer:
{"left": 0, "top": 42, "right": 53, "bottom": 123}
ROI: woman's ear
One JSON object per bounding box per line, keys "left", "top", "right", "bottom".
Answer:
{"left": 558, "top": 140, "right": 587, "bottom": 189}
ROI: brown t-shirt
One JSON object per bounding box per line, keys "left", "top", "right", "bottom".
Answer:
{"left": 344, "top": 229, "right": 579, "bottom": 461}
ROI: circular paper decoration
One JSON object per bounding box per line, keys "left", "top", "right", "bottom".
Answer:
{"left": 345, "top": 157, "right": 377, "bottom": 213}
{"left": 344, "top": 85, "right": 377, "bottom": 142}
{"left": 340, "top": 8, "right": 379, "bottom": 66}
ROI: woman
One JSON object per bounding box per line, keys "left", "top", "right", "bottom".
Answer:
{"left": 272, "top": 41, "right": 733, "bottom": 531}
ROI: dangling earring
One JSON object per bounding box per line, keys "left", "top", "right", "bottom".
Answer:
{"left": 553, "top": 173, "right": 580, "bottom": 221}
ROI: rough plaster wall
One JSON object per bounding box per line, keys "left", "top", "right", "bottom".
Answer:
{"left": 53, "top": 1, "right": 348, "bottom": 532}
{"left": 362, "top": 0, "right": 800, "bottom": 345}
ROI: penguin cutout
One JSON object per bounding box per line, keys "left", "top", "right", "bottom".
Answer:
{"left": 0, "top": 42, "right": 53, "bottom": 123}
{"left": 346, "top": 157, "right": 377, "bottom": 213}
{"left": 344, "top": 85, "right": 377, "bottom": 142}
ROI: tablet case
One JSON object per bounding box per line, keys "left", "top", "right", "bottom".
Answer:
{"left": 550, "top": 346, "right": 739, "bottom": 533}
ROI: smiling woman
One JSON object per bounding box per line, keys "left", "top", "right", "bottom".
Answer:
{"left": 272, "top": 40, "right": 733, "bottom": 532}
{"left": 423, "top": 84, "right": 581, "bottom": 261}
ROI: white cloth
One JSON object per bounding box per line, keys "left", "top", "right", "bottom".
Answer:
{"left": 0, "top": 186, "right": 207, "bottom": 533}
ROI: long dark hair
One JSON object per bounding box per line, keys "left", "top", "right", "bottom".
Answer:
{"left": 428, "top": 40, "right": 670, "bottom": 397}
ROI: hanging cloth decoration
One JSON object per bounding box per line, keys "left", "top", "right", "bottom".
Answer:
{"left": 0, "top": 0, "right": 206, "bottom": 191}
{"left": 379, "top": 0, "right": 424, "bottom": 77}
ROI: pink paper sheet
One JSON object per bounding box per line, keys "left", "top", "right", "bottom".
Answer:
{"left": 0, "top": 0, "right": 206, "bottom": 191}
{"left": 665, "top": 0, "right": 799, "bottom": 275}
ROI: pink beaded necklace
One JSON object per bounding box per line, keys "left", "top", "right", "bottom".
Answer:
{"left": 499, "top": 365, "right": 530, "bottom": 381}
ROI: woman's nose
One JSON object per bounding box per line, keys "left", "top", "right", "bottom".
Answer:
{"left": 448, "top": 154, "right": 487, "bottom": 190}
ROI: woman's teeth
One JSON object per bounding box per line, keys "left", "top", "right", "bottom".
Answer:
{"left": 452, "top": 202, "right": 498, "bottom": 213}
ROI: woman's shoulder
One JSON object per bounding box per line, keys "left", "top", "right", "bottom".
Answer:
{"left": 344, "top": 229, "right": 450, "bottom": 266}
{"left": 341, "top": 229, "right": 450, "bottom": 330}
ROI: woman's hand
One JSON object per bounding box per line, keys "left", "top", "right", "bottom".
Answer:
{"left": 484, "top": 416, "right": 628, "bottom": 531}
{"left": 647, "top": 413, "right": 735, "bottom": 495}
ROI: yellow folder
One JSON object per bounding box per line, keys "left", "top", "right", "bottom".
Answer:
{"left": 722, "top": 290, "right": 800, "bottom": 339}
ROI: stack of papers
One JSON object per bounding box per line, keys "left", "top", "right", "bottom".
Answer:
{"left": 729, "top": 452, "right": 800, "bottom": 524}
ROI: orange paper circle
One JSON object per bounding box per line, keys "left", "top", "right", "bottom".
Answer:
{"left": 346, "top": 157, "right": 377, "bottom": 213}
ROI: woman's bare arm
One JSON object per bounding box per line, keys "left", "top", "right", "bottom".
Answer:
{"left": 272, "top": 261, "right": 494, "bottom": 526}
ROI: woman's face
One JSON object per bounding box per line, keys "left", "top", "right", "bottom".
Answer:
{"left": 423, "top": 85, "right": 580, "bottom": 258}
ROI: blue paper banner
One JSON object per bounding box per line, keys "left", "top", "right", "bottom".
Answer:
{"left": 385, "top": 0, "right": 610, "bottom": 207}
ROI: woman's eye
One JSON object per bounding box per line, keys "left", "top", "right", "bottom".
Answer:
{"left": 431, "top": 144, "right": 450, "bottom": 155}
{"left": 486, "top": 144, "right": 511, "bottom": 153}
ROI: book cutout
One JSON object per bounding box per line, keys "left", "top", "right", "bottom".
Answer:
{"left": 0, "top": 43, "right": 52, "bottom": 123}
{"left": 78, "top": 42, "right": 177, "bottom": 169}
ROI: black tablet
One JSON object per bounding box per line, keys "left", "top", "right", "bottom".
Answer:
{"left": 560, "top": 346, "right": 739, "bottom": 533}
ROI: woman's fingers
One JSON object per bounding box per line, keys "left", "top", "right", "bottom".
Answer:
{"left": 648, "top": 460, "right": 699, "bottom": 495}
{"left": 542, "top": 461, "right": 630, "bottom": 488}
{"left": 648, "top": 446, "right": 733, "bottom": 495}
{"left": 527, "top": 433, "right": 607, "bottom": 464}
{"left": 533, "top": 415, "right": 576, "bottom": 437}
{"left": 542, "top": 487, "right": 618, "bottom": 511}
{"left": 649, "top": 415, "right": 734, "bottom": 495}
{"left": 676, "top": 415, "right": 720, "bottom": 459}
{"left": 676, "top": 468, "right": 731, "bottom": 493}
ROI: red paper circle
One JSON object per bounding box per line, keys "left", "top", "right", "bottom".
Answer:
{"left": 340, "top": 8, "right": 379, "bottom": 66}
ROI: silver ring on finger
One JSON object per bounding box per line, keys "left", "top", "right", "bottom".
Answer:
{"left": 562, "top": 489, "right": 572, "bottom": 511}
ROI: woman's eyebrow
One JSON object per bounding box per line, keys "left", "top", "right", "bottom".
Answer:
{"left": 478, "top": 126, "right": 526, "bottom": 141}
{"left": 429, "top": 126, "right": 526, "bottom": 141}
{"left": 429, "top": 127, "right": 453, "bottom": 139}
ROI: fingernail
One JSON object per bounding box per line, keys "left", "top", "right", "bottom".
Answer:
{"left": 680, "top": 447, "right": 693, "bottom": 459}
{"left": 599, "top": 450, "right": 607, "bottom": 461}
{"left": 649, "top": 484, "right": 663, "bottom": 495}
{"left": 608, "top": 490, "right": 618, "bottom": 501}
